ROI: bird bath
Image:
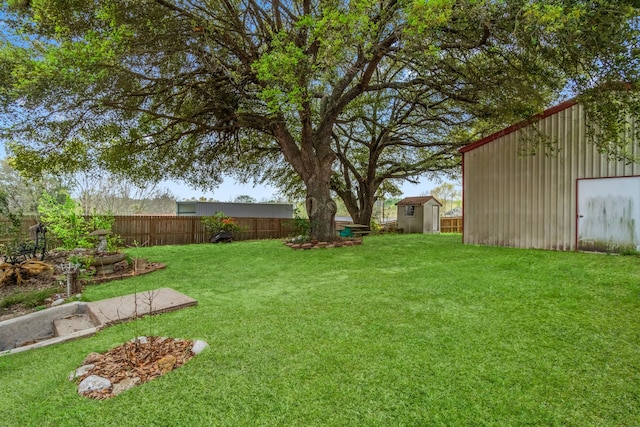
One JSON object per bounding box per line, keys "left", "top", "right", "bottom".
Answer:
{"left": 87, "top": 252, "right": 127, "bottom": 275}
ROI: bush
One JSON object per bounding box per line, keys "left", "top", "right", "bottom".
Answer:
{"left": 37, "top": 192, "right": 119, "bottom": 250}
{"left": 201, "top": 212, "right": 242, "bottom": 234}
{"left": 285, "top": 208, "right": 311, "bottom": 240}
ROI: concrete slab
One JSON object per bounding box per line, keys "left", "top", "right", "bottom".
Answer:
{"left": 0, "top": 288, "right": 197, "bottom": 356}
{"left": 88, "top": 288, "right": 198, "bottom": 326}
{"left": 54, "top": 314, "right": 98, "bottom": 336}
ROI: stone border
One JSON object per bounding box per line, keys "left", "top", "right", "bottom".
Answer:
{"left": 283, "top": 238, "right": 363, "bottom": 249}
{"left": 90, "top": 262, "right": 166, "bottom": 284}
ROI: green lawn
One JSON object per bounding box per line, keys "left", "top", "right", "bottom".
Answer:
{"left": 1, "top": 234, "right": 639, "bottom": 426}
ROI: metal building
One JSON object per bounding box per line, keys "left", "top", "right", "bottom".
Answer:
{"left": 176, "top": 201, "right": 293, "bottom": 219}
{"left": 460, "top": 100, "right": 640, "bottom": 252}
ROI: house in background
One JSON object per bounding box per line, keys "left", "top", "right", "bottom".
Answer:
{"left": 460, "top": 100, "right": 640, "bottom": 252}
{"left": 176, "top": 201, "right": 294, "bottom": 218}
{"left": 396, "top": 196, "right": 442, "bottom": 234}
{"left": 443, "top": 207, "right": 462, "bottom": 217}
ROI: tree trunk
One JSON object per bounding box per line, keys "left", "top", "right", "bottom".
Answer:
{"left": 354, "top": 197, "right": 375, "bottom": 226}
{"left": 272, "top": 117, "right": 338, "bottom": 241}
{"left": 338, "top": 182, "right": 377, "bottom": 228}
{"left": 306, "top": 178, "right": 337, "bottom": 242}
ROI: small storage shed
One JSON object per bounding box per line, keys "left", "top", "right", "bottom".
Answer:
{"left": 176, "top": 202, "right": 293, "bottom": 218}
{"left": 460, "top": 100, "right": 640, "bottom": 252}
{"left": 396, "top": 196, "right": 442, "bottom": 234}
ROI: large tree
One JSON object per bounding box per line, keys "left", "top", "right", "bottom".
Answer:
{"left": 1, "top": 1, "right": 638, "bottom": 240}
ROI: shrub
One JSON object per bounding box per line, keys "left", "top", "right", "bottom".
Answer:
{"left": 202, "top": 212, "right": 242, "bottom": 234}
{"left": 285, "top": 208, "right": 311, "bottom": 240}
{"left": 37, "top": 192, "right": 119, "bottom": 250}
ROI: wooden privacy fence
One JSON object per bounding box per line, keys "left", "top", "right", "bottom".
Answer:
{"left": 1, "top": 216, "right": 301, "bottom": 247}
{"left": 440, "top": 216, "right": 463, "bottom": 233}
{"left": 3, "top": 215, "right": 462, "bottom": 245}
{"left": 111, "top": 216, "right": 300, "bottom": 246}
{"left": 0, "top": 216, "right": 39, "bottom": 243}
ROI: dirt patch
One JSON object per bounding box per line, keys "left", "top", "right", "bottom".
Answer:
{"left": 0, "top": 250, "right": 165, "bottom": 321}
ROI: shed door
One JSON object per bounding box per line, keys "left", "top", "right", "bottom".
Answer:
{"left": 432, "top": 206, "right": 440, "bottom": 232}
{"left": 577, "top": 176, "right": 640, "bottom": 252}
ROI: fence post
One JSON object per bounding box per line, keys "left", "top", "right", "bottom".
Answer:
{"left": 254, "top": 218, "right": 257, "bottom": 240}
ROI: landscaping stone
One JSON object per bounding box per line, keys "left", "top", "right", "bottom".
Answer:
{"left": 69, "top": 364, "right": 95, "bottom": 381}
{"left": 192, "top": 340, "right": 209, "bottom": 355}
{"left": 132, "top": 336, "right": 149, "bottom": 344}
{"left": 157, "top": 355, "right": 177, "bottom": 374}
{"left": 83, "top": 352, "right": 104, "bottom": 365}
{"left": 51, "top": 298, "right": 65, "bottom": 307}
{"left": 283, "top": 238, "right": 364, "bottom": 250}
{"left": 112, "top": 377, "right": 141, "bottom": 396}
{"left": 78, "top": 375, "right": 111, "bottom": 394}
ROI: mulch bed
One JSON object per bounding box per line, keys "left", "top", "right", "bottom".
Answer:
{"left": 76, "top": 336, "right": 195, "bottom": 400}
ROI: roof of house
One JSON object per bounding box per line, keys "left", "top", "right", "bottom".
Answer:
{"left": 396, "top": 196, "right": 442, "bottom": 206}
{"left": 459, "top": 99, "right": 578, "bottom": 154}
{"left": 443, "top": 207, "right": 463, "bottom": 217}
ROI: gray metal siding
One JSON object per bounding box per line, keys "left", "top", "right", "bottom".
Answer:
{"left": 463, "top": 103, "right": 640, "bottom": 250}
{"left": 176, "top": 202, "right": 293, "bottom": 218}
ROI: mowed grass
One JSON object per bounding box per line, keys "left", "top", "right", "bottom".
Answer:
{"left": 0, "top": 234, "right": 638, "bottom": 426}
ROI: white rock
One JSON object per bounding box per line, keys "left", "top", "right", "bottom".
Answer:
{"left": 130, "top": 336, "right": 148, "bottom": 344}
{"left": 51, "top": 299, "right": 65, "bottom": 307}
{"left": 68, "top": 364, "right": 95, "bottom": 381}
{"left": 78, "top": 375, "right": 111, "bottom": 394}
{"left": 191, "top": 340, "right": 209, "bottom": 355}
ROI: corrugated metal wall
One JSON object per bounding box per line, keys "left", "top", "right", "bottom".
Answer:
{"left": 462, "top": 103, "right": 640, "bottom": 250}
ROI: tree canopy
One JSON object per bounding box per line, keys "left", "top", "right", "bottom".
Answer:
{"left": 0, "top": 0, "right": 638, "bottom": 240}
